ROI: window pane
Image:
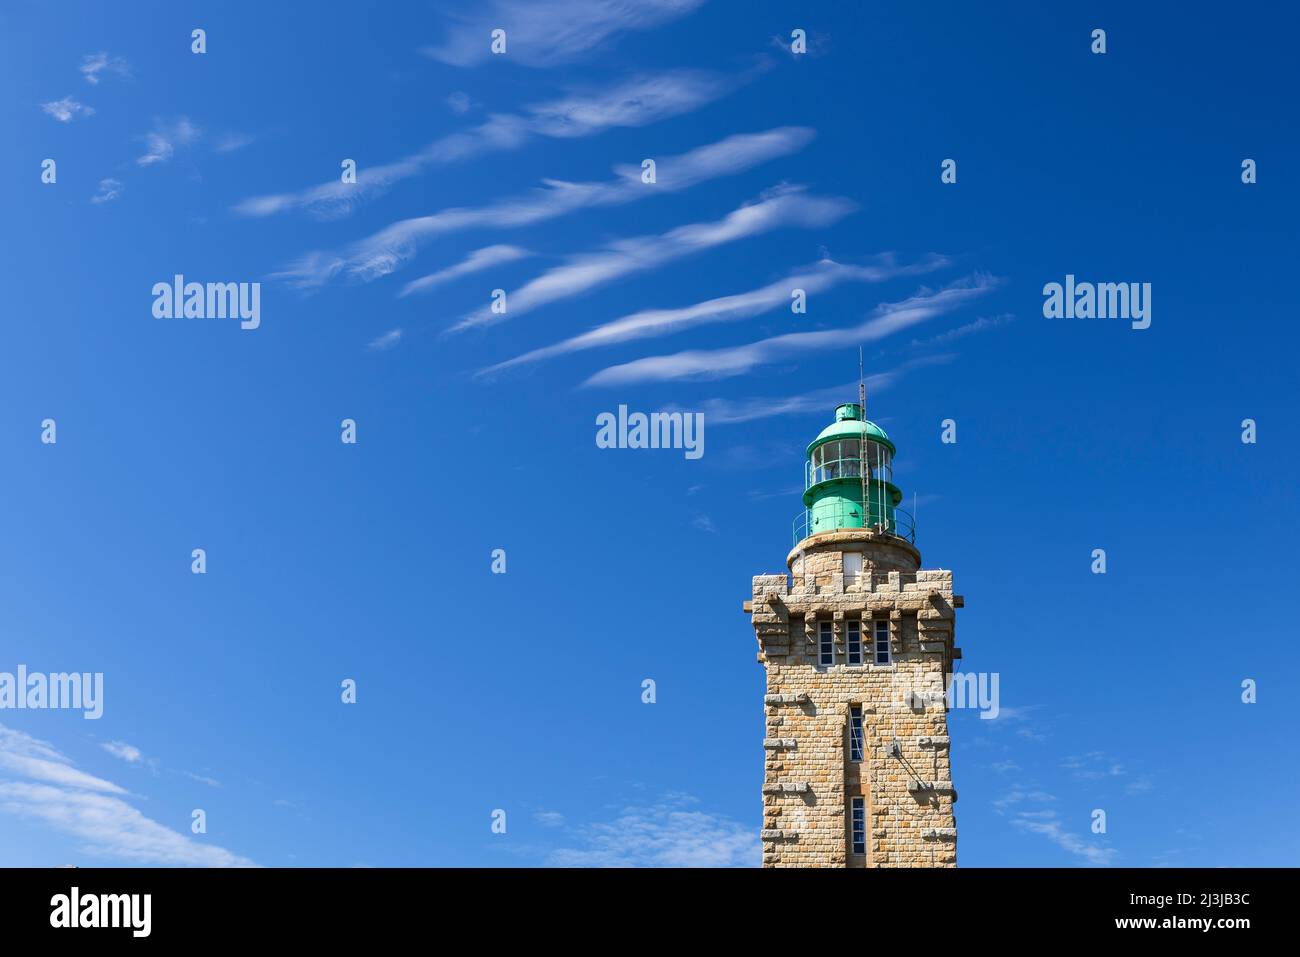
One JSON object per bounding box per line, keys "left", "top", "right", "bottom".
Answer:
{"left": 849, "top": 706, "right": 864, "bottom": 762}
{"left": 851, "top": 798, "right": 866, "bottom": 854}
{"left": 873, "top": 621, "right": 890, "bottom": 664}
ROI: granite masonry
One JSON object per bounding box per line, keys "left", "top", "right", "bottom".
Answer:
{"left": 745, "top": 529, "right": 963, "bottom": 867}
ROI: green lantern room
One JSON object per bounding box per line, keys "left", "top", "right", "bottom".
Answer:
{"left": 795, "top": 403, "right": 913, "bottom": 545}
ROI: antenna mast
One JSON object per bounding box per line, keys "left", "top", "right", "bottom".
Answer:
{"left": 859, "top": 348, "right": 869, "bottom": 534}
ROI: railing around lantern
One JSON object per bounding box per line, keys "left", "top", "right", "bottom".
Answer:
{"left": 805, "top": 441, "right": 893, "bottom": 490}
{"left": 792, "top": 506, "right": 916, "bottom": 546}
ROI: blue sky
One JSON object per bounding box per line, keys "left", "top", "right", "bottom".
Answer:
{"left": 2, "top": 0, "right": 1297, "bottom": 867}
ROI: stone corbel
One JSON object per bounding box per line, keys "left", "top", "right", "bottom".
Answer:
{"left": 762, "top": 782, "right": 811, "bottom": 794}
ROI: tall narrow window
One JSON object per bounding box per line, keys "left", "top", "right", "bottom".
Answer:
{"left": 843, "top": 551, "right": 863, "bottom": 586}
{"left": 851, "top": 797, "right": 866, "bottom": 855}
{"left": 819, "top": 620, "right": 834, "bottom": 666}
{"left": 849, "top": 705, "right": 864, "bottom": 762}
{"left": 846, "top": 619, "right": 862, "bottom": 666}
{"left": 874, "top": 619, "right": 891, "bottom": 665}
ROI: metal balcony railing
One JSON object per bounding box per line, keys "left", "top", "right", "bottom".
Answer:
{"left": 793, "top": 506, "right": 916, "bottom": 546}
{"left": 805, "top": 454, "right": 893, "bottom": 491}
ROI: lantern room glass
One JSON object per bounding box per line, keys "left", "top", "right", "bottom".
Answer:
{"left": 808, "top": 439, "right": 892, "bottom": 489}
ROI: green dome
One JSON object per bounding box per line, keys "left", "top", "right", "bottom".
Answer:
{"left": 805, "top": 403, "right": 895, "bottom": 455}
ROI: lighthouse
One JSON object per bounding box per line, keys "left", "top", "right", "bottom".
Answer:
{"left": 745, "top": 402, "right": 961, "bottom": 867}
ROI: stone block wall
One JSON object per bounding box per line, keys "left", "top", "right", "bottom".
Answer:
{"left": 749, "top": 533, "right": 959, "bottom": 867}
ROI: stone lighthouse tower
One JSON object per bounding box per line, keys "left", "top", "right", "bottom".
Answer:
{"left": 745, "top": 402, "right": 962, "bottom": 867}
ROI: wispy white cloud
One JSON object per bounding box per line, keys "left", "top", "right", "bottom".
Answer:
{"left": 423, "top": 0, "right": 705, "bottom": 67}
{"left": 80, "top": 52, "right": 131, "bottom": 85}
{"left": 978, "top": 704, "right": 1048, "bottom": 741}
{"left": 1061, "top": 751, "right": 1154, "bottom": 795}
{"left": 547, "top": 794, "right": 758, "bottom": 867}
{"left": 482, "top": 253, "right": 946, "bottom": 374}
{"left": 90, "top": 178, "right": 124, "bottom": 205}
{"left": 0, "top": 724, "right": 252, "bottom": 866}
{"left": 214, "top": 132, "right": 254, "bottom": 153}
{"left": 236, "top": 68, "right": 745, "bottom": 219}
{"left": 769, "top": 31, "right": 830, "bottom": 58}
{"left": 992, "top": 787, "right": 1057, "bottom": 813}
{"left": 269, "top": 127, "right": 813, "bottom": 288}
{"left": 182, "top": 771, "right": 222, "bottom": 788}
{"left": 534, "top": 810, "right": 565, "bottom": 827}
{"left": 1060, "top": 752, "right": 1119, "bottom": 779}
{"left": 367, "top": 329, "right": 403, "bottom": 351}
{"left": 446, "top": 91, "right": 474, "bottom": 114}
{"left": 0, "top": 727, "right": 123, "bottom": 794}
{"left": 1, "top": 781, "right": 255, "bottom": 866}
{"left": 452, "top": 185, "right": 855, "bottom": 334}
{"left": 1126, "top": 776, "right": 1155, "bottom": 795}
{"left": 910, "top": 312, "right": 1014, "bottom": 347}
{"left": 748, "top": 484, "right": 804, "bottom": 502}
{"left": 41, "top": 96, "right": 94, "bottom": 122}
{"left": 685, "top": 356, "right": 954, "bottom": 427}
{"left": 584, "top": 275, "right": 999, "bottom": 387}
{"left": 399, "top": 244, "right": 531, "bottom": 298}
{"left": 1012, "top": 810, "right": 1116, "bottom": 866}
{"left": 989, "top": 748, "right": 1130, "bottom": 865}
{"left": 136, "top": 117, "right": 201, "bottom": 166}
{"left": 101, "top": 741, "right": 143, "bottom": 764}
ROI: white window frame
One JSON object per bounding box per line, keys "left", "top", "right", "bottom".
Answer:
{"left": 818, "top": 620, "right": 834, "bottom": 666}
{"left": 850, "top": 797, "right": 866, "bottom": 855}
{"left": 849, "top": 705, "right": 864, "bottom": 762}
{"left": 846, "top": 619, "right": 862, "bottom": 666}
{"left": 874, "top": 619, "right": 891, "bottom": 665}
